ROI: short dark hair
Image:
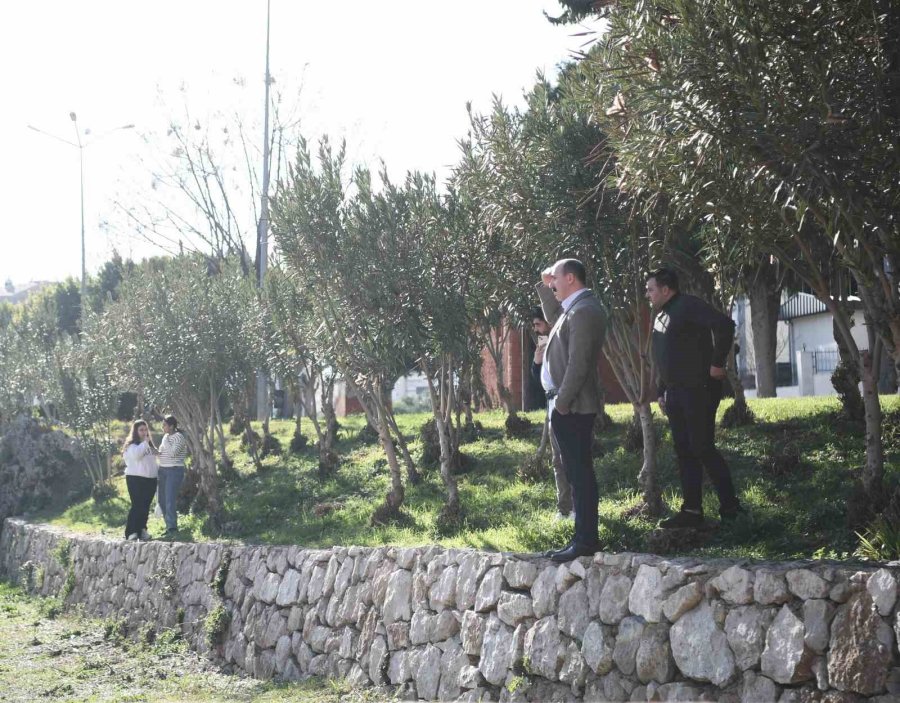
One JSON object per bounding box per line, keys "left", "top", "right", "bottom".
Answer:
{"left": 531, "top": 307, "right": 545, "bottom": 322}
{"left": 559, "top": 258, "right": 587, "bottom": 285}
{"left": 164, "top": 414, "right": 178, "bottom": 430}
{"left": 647, "top": 267, "right": 679, "bottom": 292}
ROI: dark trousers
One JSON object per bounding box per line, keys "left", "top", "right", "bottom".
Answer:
{"left": 665, "top": 383, "right": 739, "bottom": 515}
{"left": 125, "top": 475, "right": 158, "bottom": 538}
{"left": 550, "top": 408, "right": 599, "bottom": 545}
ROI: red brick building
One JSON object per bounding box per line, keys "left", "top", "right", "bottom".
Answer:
{"left": 481, "top": 325, "right": 628, "bottom": 411}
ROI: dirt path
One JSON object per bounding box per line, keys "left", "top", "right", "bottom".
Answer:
{"left": 0, "top": 581, "right": 392, "bottom": 703}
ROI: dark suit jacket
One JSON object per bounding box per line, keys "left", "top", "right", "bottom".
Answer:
{"left": 536, "top": 282, "right": 607, "bottom": 415}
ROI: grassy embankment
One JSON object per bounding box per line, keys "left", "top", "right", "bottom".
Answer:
{"left": 35, "top": 396, "right": 900, "bottom": 561}
{"left": 0, "top": 580, "right": 389, "bottom": 703}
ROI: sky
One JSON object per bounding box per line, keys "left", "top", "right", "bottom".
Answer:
{"left": 0, "top": 1, "right": 596, "bottom": 285}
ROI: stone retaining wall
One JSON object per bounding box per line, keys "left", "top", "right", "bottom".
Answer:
{"left": 2, "top": 518, "right": 899, "bottom": 702}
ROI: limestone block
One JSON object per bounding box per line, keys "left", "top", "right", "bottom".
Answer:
{"left": 803, "top": 599, "right": 835, "bottom": 654}
{"left": 828, "top": 590, "right": 893, "bottom": 695}
{"left": 663, "top": 582, "right": 703, "bottom": 623}
{"left": 558, "top": 580, "right": 590, "bottom": 640}
{"left": 629, "top": 564, "right": 665, "bottom": 622}
{"left": 760, "top": 605, "right": 815, "bottom": 685}
{"left": 559, "top": 640, "right": 588, "bottom": 690}
{"left": 503, "top": 559, "right": 538, "bottom": 590}
{"left": 479, "top": 614, "right": 515, "bottom": 686}
{"left": 755, "top": 570, "right": 791, "bottom": 605}
{"left": 741, "top": 671, "right": 780, "bottom": 703}
{"left": 461, "top": 610, "right": 487, "bottom": 655}
{"left": 382, "top": 569, "right": 413, "bottom": 624}
{"left": 523, "top": 616, "right": 564, "bottom": 681}
{"left": 429, "top": 564, "right": 458, "bottom": 611}
{"left": 786, "top": 570, "right": 829, "bottom": 600}
{"left": 456, "top": 554, "right": 488, "bottom": 611}
{"left": 709, "top": 565, "right": 754, "bottom": 606}
{"left": 866, "top": 569, "right": 898, "bottom": 617}
{"left": 475, "top": 566, "right": 503, "bottom": 613}
{"left": 531, "top": 565, "right": 560, "bottom": 619}
{"left": 670, "top": 600, "right": 736, "bottom": 687}
{"left": 598, "top": 574, "right": 632, "bottom": 625}
{"left": 581, "top": 621, "right": 615, "bottom": 675}
{"left": 725, "top": 604, "right": 775, "bottom": 671}
{"left": 635, "top": 623, "right": 675, "bottom": 684}
{"left": 612, "top": 616, "right": 645, "bottom": 676}
{"left": 497, "top": 591, "right": 534, "bottom": 627}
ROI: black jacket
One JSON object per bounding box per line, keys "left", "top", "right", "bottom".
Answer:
{"left": 651, "top": 293, "right": 735, "bottom": 395}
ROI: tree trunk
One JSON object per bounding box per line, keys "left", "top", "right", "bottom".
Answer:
{"left": 213, "top": 405, "right": 231, "bottom": 465}
{"left": 172, "top": 396, "right": 222, "bottom": 532}
{"left": 434, "top": 414, "right": 460, "bottom": 513}
{"left": 637, "top": 402, "right": 663, "bottom": 516}
{"left": 833, "top": 316, "right": 864, "bottom": 421}
{"left": 376, "top": 404, "right": 405, "bottom": 512}
{"left": 383, "top": 407, "right": 420, "bottom": 485}
{"left": 747, "top": 265, "right": 781, "bottom": 397}
{"left": 861, "top": 350, "right": 885, "bottom": 497}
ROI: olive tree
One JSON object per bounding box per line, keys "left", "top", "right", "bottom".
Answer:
{"left": 568, "top": 0, "right": 899, "bottom": 495}
{"left": 273, "top": 138, "right": 420, "bottom": 521}
{"left": 263, "top": 267, "right": 340, "bottom": 471}
{"left": 100, "top": 255, "right": 262, "bottom": 530}
{"left": 457, "top": 73, "right": 665, "bottom": 514}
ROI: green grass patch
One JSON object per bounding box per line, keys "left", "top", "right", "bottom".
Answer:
{"left": 0, "top": 579, "right": 391, "bottom": 702}
{"left": 35, "top": 397, "right": 900, "bottom": 561}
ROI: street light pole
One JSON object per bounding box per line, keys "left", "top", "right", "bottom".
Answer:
{"left": 71, "top": 113, "right": 87, "bottom": 300}
{"left": 26, "top": 116, "right": 134, "bottom": 304}
{"left": 256, "top": 0, "right": 273, "bottom": 422}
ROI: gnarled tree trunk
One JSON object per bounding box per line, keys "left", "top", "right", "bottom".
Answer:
{"left": 747, "top": 264, "right": 781, "bottom": 397}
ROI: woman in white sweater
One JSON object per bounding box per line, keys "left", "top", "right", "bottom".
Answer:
{"left": 122, "top": 420, "right": 159, "bottom": 541}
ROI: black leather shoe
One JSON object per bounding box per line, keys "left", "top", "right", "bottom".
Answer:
{"left": 550, "top": 542, "right": 600, "bottom": 563}
{"left": 543, "top": 542, "right": 573, "bottom": 558}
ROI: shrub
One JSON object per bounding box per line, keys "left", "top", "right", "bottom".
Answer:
{"left": 832, "top": 359, "right": 864, "bottom": 422}
{"left": 52, "top": 539, "right": 71, "bottom": 569}
{"left": 517, "top": 453, "right": 551, "bottom": 484}
{"left": 61, "top": 569, "right": 76, "bottom": 600}
{"left": 721, "top": 400, "right": 755, "bottom": 428}
{"left": 504, "top": 413, "right": 534, "bottom": 439}
{"left": 204, "top": 604, "right": 231, "bottom": 648}
{"left": 289, "top": 430, "right": 308, "bottom": 453}
{"left": 103, "top": 618, "right": 128, "bottom": 642}
{"left": 261, "top": 432, "right": 282, "bottom": 458}
{"left": 211, "top": 550, "right": 232, "bottom": 598}
{"left": 91, "top": 481, "right": 117, "bottom": 503}
{"left": 856, "top": 517, "right": 900, "bottom": 561}
{"left": 419, "top": 419, "right": 441, "bottom": 468}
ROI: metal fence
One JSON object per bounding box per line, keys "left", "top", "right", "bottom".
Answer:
{"left": 812, "top": 349, "right": 841, "bottom": 374}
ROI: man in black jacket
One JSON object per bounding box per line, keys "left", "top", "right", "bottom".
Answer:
{"left": 646, "top": 268, "right": 743, "bottom": 528}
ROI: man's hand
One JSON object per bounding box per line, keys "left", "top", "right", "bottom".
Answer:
{"left": 657, "top": 396, "right": 666, "bottom": 415}
{"left": 534, "top": 335, "right": 548, "bottom": 364}
{"left": 541, "top": 267, "right": 553, "bottom": 287}
{"left": 709, "top": 365, "right": 727, "bottom": 380}
{"left": 554, "top": 405, "right": 569, "bottom": 416}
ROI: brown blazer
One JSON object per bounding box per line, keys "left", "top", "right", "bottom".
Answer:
{"left": 536, "top": 282, "right": 607, "bottom": 415}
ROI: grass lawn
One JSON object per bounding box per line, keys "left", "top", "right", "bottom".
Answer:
{"left": 0, "top": 580, "right": 391, "bottom": 703}
{"left": 34, "top": 396, "right": 900, "bottom": 561}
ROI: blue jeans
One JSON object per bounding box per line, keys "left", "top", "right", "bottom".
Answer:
{"left": 157, "top": 466, "right": 185, "bottom": 531}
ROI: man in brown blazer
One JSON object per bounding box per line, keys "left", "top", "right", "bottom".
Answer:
{"left": 536, "top": 258, "right": 607, "bottom": 562}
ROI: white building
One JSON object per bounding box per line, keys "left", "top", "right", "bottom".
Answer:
{"left": 734, "top": 292, "right": 871, "bottom": 398}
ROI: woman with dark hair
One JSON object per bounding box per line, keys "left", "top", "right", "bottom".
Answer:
{"left": 157, "top": 414, "right": 188, "bottom": 536}
{"left": 122, "top": 419, "right": 159, "bottom": 541}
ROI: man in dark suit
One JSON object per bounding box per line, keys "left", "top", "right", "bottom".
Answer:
{"left": 536, "top": 258, "right": 607, "bottom": 561}
{"left": 646, "top": 267, "right": 743, "bottom": 528}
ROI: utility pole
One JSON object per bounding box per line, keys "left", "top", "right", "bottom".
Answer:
{"left": 256, "top": 0, "right": 273, "bottom": 421}
{"left": 27, "top": 116, "right": 134, "bottom": 305}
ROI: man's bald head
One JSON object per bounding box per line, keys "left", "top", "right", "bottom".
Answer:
{"left": 548, "top": 258, "right": 587, "bottom": 301}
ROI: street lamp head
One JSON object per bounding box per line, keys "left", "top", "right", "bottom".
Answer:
{"left": 69, "top": 111, "right": 77, "bottom": 122}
